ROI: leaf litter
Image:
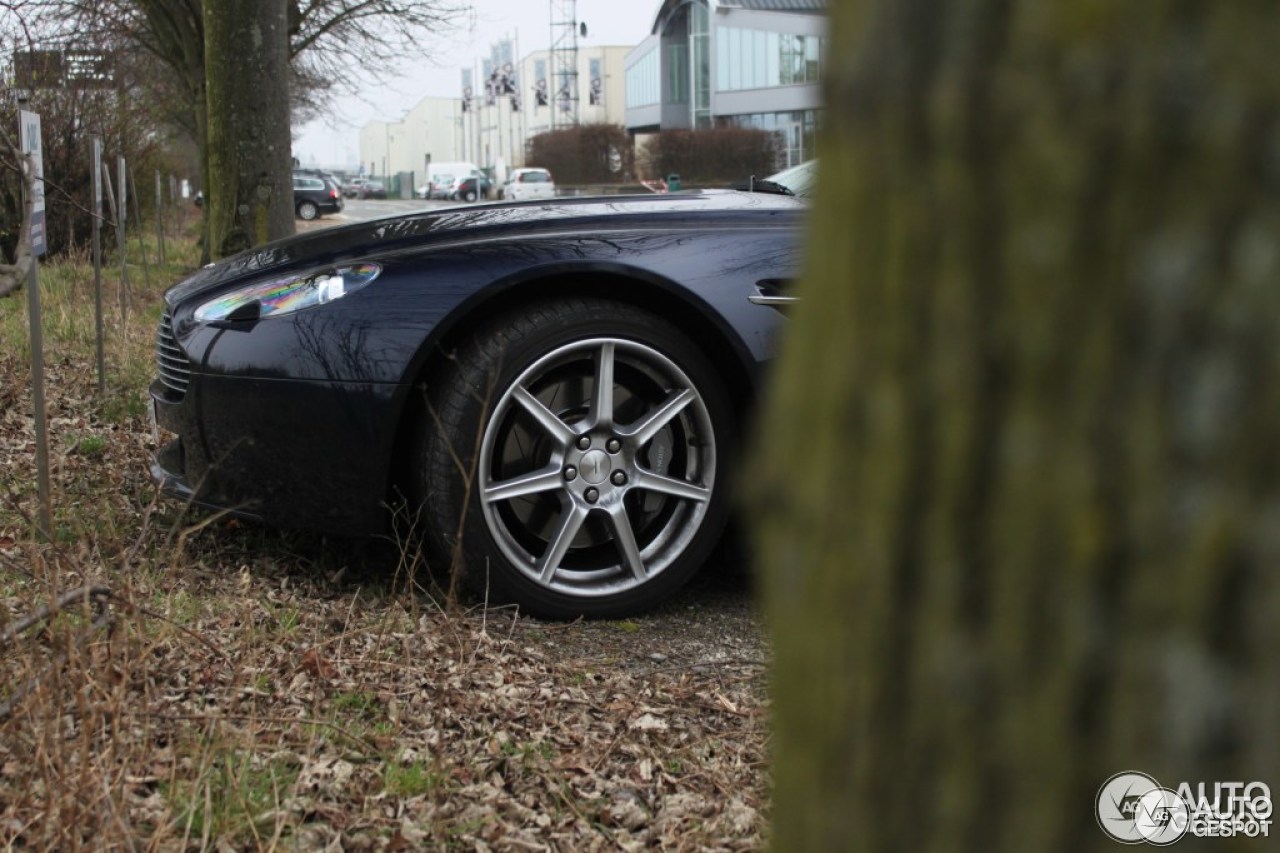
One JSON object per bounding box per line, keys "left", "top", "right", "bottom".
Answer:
{"left": 0, "top": 279, "right": 770, "bottom": 850}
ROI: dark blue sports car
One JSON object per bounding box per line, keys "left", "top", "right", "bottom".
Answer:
{"left": 151, "top": 187, "right": 805, "bottom": 618}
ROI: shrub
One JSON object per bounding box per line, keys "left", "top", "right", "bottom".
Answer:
{"left": 638, "top": 127, "right": 782, "bottom": 186}
{"left": 525, "top": 123, "right": 634, "bottom": 185}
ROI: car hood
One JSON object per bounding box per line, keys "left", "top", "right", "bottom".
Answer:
{"left": 164, "top": 190, "right": 802, "bottom": 305}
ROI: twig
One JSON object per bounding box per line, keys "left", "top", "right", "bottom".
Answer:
{"left": 0, "top": 585, "right": 115, "bottom": 720}
{"left": 0, "top": 584, "right": 112, "bottom": 645}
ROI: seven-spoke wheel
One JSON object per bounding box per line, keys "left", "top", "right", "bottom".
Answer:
{"left": 417, "top": 299, "right": 732, "bottom": 618}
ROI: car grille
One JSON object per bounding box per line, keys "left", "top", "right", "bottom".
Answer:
{"left": 155, "top": 308, "right": 191, "bottom": 397}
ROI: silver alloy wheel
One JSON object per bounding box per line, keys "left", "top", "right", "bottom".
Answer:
{"left": 478, "top": 337, "right": 716, "bottom": 598}
{"left": 297, "top": 201, "right": 318, "bottom": 220}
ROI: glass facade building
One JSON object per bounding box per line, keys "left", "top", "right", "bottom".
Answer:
{"left": 624, "top": 0, "right": 825, "bottom": 167}
{"left": 715, "top": 29, "right": 824, "bottom": 91}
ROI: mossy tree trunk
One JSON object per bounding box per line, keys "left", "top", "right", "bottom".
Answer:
{"left": 755, "top": 1, "right": 1280, "bottom": 849}
{"left": 203, "top": 0, "right": 294, "bottom": 258}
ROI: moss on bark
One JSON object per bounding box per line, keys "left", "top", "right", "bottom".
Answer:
{"left": 755, "top": 1, "right": 1280, "bottom": 849}
{"left": 203, "top": 0, "right": 294, "bottom": 259}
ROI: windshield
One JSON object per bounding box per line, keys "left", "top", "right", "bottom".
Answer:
{"left": 765, "top": 161, "right": 817, "bottom": 198}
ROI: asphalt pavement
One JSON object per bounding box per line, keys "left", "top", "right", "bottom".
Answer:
{"left": 339, "top": 196, "right": 458, "bottom": 221}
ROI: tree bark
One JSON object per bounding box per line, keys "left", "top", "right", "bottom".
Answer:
{"left": 755, "top": 1, "right": 1280, "bottom": 850}
{"left": 203, "top": 0, "right": 294, "bottom": 258}
{"left": 0, "top": 138, "right": 35, "bottom": 298}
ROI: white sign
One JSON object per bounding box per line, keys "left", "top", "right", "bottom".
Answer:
{"left": 18, "top": 110, "right": 46, "bottom": 256}
{"left": 93, "top": 137, "right": 102, "bottom": 216}
{"left": 117, "top": 156, "right": 127, "bottom": 222}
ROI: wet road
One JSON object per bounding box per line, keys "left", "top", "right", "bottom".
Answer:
{"left": 339, "top": 196, "right": 461, "bottom": 222}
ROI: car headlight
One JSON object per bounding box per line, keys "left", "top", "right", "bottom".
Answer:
{"left": 193, "top": 263, "right": 382, "bottom": 323}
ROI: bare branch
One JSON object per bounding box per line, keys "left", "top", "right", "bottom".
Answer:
{"left": 0, "top": 585, "right": 114, "bottom": 721}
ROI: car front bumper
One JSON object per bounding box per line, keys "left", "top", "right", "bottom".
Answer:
{"left": 149, "top": 372, "right": 406, "bottom": 536}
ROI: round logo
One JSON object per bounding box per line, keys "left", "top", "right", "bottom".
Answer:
{"left": 579, "top": 450, "right": 610, "bottom": 485}
{"left": 1134, "top": 787, "right": 1190, "bottom": 845}
{"left": 1097, "top": 771, "right": 1163, "bottom": 844}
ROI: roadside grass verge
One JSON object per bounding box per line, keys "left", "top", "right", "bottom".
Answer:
{"left": 0, "top": 223, "right": 768, "bottom": 850}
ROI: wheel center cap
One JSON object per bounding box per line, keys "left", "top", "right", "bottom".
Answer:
{"left": 579, "top": 450, "right": 610, "bottom": 485}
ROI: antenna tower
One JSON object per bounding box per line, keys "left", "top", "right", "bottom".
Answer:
{"left": 549, "top": 0, "right": 579, "bottom": 129}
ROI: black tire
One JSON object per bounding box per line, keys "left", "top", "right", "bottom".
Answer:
{"left": 416, "top": 298, "right": 734, "bottom": 619}
{"left": 296, "top": 200, "right": 319, "bottom": 220}
{"left": 463, "top": 189, "right": 478, "bottom": 202}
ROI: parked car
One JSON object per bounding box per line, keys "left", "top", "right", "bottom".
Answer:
{"left": 294, "top": 167, "right": 338, "bottom": 184}
{"left": 452, "top": 174, "right": 492, "bottom": 202}
{"left": 149, "top": 186, "right": 804, "bottom": 619}
{"left": 292, "top": 175, "right": 343, "bottom": 220}
{"left": 295, "top": 169, "right": 344, "bottom": 199}
{"left": 361, "top": 180, "right": 388, "bottom": 200}
{"left": 342, "top": 177, "right": 370, "bottom": 198}
{"left": 428, "top": 174, "right": 458, "bottom": 199}
{"left": 502, "top": 167, "right": 555, "bottom": 201}
{"left": 733, "top": 160, "right": 818, "bottom": 199}
{"left": 419, "top": 161, "right": 482, "bottom": 199}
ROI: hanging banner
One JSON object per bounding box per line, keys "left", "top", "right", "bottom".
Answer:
{"left": 534, "top": 59, "right": 549, "bottom": 108}
{"left": 497, "top": 40, "right": 520, "bottom": 112}
{"left": 482, "top": 58, "right": 496, "bottom": 106}
{"left": 497, "top": 39, "right": 517, "bottom": 96}
{"left": 19, "top": 110, "right": 47, "bottom": 256}
{"left": 589, "top": 58, "right": 603, "bottom": 106}
{"left": 461, "top": 68, "right": 474, "bottom": 112}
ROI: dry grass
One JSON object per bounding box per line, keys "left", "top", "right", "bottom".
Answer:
{"left": 0, "top": 222, "right": 769, "bottom": 851}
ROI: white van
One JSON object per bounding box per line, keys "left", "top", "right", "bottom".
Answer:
{"left": 417, "top": 161, "right": 481, "bottom": 199}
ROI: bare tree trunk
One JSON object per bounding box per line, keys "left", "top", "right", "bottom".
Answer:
{"left": 0, "top": 139, "right": 35, "bottom": 298}
{"left": 203, "top": 0, "right": 294, "bottom": 259}
{"left": 755, "top": 1, "right": 1280, "bottom": 850}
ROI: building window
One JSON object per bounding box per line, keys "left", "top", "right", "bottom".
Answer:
{"left": 716, "top": 27, "right": 730, "bottom": 91}
{"left": 717, "top": 109, "right": 820, "bottom": 167}
{"left": 716, "top": 27, "right": 822, "bottom": 91}
{"left": 626, "top": 48, "right": 659, "bottom": 108}
{"left": 779, "top": 34, "right": 803, "bottom": 85}
{"left": 805, "top": 35, "right": 820, "bottom": 81}
{"left": 691, "top": 0, "right": 711, "bottom": 127}
{"left": 666, "top": 43, "right": 688, "bottom": 103}
{"left": 767, "top": 32, "right": 780, "bottom": 85}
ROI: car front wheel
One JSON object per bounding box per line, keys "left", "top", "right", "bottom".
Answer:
{"left": 416, "top": 298, "right": 733, "bottom": 619}
{"left": 296, "top": 200, "right": 318, "bottom": 220}
{"left": 462, "top": 189, "right": 478, "bottom": 202}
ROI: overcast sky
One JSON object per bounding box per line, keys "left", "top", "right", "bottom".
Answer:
{"left": 293, "top": 0, "right": 660, "bottom": 167}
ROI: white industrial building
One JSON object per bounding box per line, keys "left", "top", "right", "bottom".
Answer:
{"left": 356, "top": 0, "right": 826, "bottom": 191}
{"left": 358, "top": 45, "right": 630, "bottom": 193}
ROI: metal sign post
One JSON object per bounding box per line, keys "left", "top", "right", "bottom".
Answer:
{"left": 92, "top": 137, "right": 105, "bottom": 394}
{"left": 127, "top": 167, "right": 152, "bottom": 290}
{"left": 19, "top": 107, "right": 54, "bottom": 538}
{"left": 116, "top": 155, "right": 129, "bottom": 321}
{"left": 101, "top": 157, "right": 128, "bottom": 322}
{"left": 168, "top": 174, "right": 181, "bottom": 233}
{"left": 155, "top": 170, "right": 166, "bottom": 264}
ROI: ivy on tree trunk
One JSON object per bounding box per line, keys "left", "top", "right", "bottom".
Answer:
{"left": 755, "top": 1, "right": 1280, "bottom": 849}
{"left": 203, "top": 0, "right": 294, "bottom": 258}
